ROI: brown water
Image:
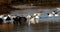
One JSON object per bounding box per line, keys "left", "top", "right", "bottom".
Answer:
{"left": 0, "top": 22, "right": 60, "bottom": 32}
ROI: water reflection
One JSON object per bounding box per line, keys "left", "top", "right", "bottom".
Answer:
{"left": 0, "top": 22, "right": 60, "bottom": 32}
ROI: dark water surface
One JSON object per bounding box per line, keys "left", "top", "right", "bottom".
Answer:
{"left": 0, "top": 22, "right": 60, "bottom": 32}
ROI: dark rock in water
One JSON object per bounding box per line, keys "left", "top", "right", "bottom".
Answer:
{"left": 19, "top": 17, "right": 27, "bottom": 25}
{"left": 13, "top": 16, "right": 27, "bottom": 25}
{"left": 13, "top": 16, "right": 19, "bottom": 24}
{"left": 6, "top": 16, "right": 11, "bottom": 21}
{"left": 0, "top": 18, "right": 3, "bottom": 24}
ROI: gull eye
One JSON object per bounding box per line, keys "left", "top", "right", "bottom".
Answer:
{"left": 53, "top": 11, "right": 56, "bottom": 12}
{"left": 47, "top": 13, "right": 49, "bottom": 15}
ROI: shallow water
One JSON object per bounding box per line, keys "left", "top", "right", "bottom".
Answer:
{"left": 0, "top": 22, "right": 60, "bottom": 32}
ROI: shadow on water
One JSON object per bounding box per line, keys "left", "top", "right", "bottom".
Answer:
{"left": 0, "top": 22, "right": 60, "bottom": 32}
